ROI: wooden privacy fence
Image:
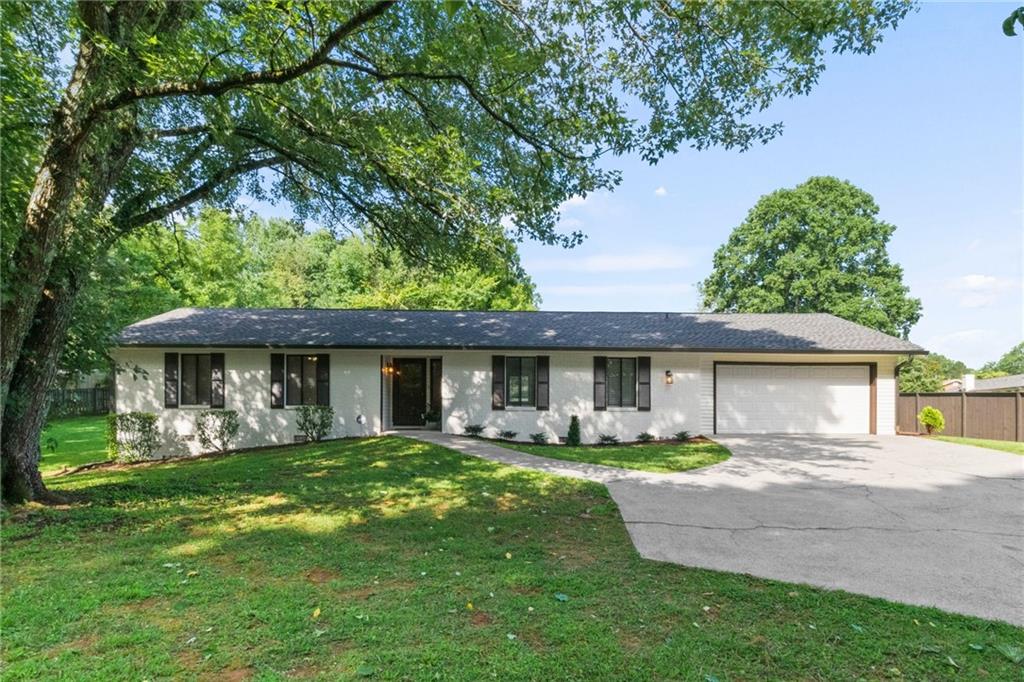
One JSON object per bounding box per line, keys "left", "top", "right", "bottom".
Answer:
{"left": 47, "top": 387, "right": 113, "bottom": 417}
{"left": 897, "top": 392, "right": 1024, "bottom": 442}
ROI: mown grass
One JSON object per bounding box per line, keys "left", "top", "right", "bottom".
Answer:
{"left": 40, "top": 415, "right": 109, "bottom": 474}
{"left": 499, "top": 440, "right": 730, "bottom": 473}
{"left": 933, "top": 436, "right": 1024, "bottom": 456}
{"left": 2, "top": 437, "right": 1021, "bottom": 680}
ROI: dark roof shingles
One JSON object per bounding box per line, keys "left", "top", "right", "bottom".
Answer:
{"left": 117, "top": 308, "right": 925, "bottom": 354}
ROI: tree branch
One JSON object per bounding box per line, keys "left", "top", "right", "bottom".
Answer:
{"left": 94, "top": 1, "right": 394, "bottom": 113}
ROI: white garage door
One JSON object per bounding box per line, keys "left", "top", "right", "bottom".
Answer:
{"left": 716, "top": 364, "right": 871, "bottom": 434}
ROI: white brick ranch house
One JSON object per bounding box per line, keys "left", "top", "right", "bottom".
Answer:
{"left": 114, "top": 308, "right": 926, "bottom": 456}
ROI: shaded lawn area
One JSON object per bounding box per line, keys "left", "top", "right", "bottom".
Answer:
{"left": 40, "top": 415, "right": 108, "bottom": 474}
{"left": 498, "top": 440, "right": 730, "bottom": 473}
{"left": 3, "top": 437, "right": 1021, "bottom": 681}
{"left": 933, "top": 436, "right": 1024, "bottom": 456}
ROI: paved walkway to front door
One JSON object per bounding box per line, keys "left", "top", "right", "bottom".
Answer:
{"left": 402, "top": 431, "right": 1024, "bottom": 625}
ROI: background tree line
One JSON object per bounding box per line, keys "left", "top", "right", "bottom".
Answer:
{"left": 65, "top": 208, "right": 538, "bottom": 379}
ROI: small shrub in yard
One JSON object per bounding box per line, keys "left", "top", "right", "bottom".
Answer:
{"left": 567, "top": 415, "right": 581, "bottom": 446}
{"left": 499, "top": 430, "right": 518, "bottom": 440}
{"left": 196, "top": 410, "right": 240, "bottom": 452}
{"left": 636, "top": 431, "right": 655, "bottom": 443}
{"left": 529, "top": 432, "right": 549, "bottom": 444}
{"left": 297, "top": 405, "right": 334, "bottom": 442}
{"left": 917, "top": 406, "right": 945, "bottom": 435}
{"left": 463, "top": 424, "right": 485, "bottom": 437}
{"left": 674, "top": 430, "right": 691, "bottom": 441}
{"left": 598, "top": 433, "right": 620, "bottom": 445}
{"left": 111, "top": 412, "right": 160, "bottom": 462}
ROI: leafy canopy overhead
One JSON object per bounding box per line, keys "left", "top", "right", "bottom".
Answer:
{"left": 699, "top": 176, "right": 922, "bottom": 339}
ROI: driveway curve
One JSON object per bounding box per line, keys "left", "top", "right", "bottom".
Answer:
{"left": 404, "top": 431, "right": 1024, "bottom": 625}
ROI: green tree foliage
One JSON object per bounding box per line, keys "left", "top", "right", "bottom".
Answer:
{"left": 1, "top": 0, "right": 913, "bottom": 500}
{"left": 917, "top": 406, "right": 945, "bottom": 435}
{"left": 979, "top": 342, "right": 1024, "bottom": 378}
{"left": 898, "top": 354, "right": 971, "bottom": 393}
{"left": 63, "top": 209, "right": 538, "bottom": 377}
{"left": 699, "top": 177, "right": 922, "bottom": 338}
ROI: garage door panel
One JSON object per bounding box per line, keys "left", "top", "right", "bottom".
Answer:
{"left": 716, "top": 364, "right": 870, "bottom": 434}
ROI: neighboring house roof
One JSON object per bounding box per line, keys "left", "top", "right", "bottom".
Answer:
{"left": 972, "top": 374, "right": 1024, "bottom": 392}
{"left": 117, "top": 308, "right": 926, "bottom": 354}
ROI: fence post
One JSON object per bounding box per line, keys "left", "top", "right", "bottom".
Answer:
{"left": 961, "top": 391, "right": 967, "bottom": 438}
{"left": 914, "top": 393, "right": 920, "bottom": 434}
{"left": 1017, "top": 392, "right": 1022, "bottom": 442}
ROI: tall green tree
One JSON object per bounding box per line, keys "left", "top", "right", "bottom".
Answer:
{"left": 897, "top": 353, "right": 971, "bottom": 393}
{"left": 2, "top": 0, "right": 911, "bottom": 500}
{"left": 979, "top": 342, "right": 1024, "bottom": 377}
{"left": 699, "top": 177, "right": 922, "bottom": 338}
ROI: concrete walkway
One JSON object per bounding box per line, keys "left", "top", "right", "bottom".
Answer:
{"left": 403, "top": 431, "right": 1024, "bottom": 625}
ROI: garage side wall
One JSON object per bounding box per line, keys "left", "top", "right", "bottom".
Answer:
{"left": 113, "top": 348, "right": 383, "bottom": 457}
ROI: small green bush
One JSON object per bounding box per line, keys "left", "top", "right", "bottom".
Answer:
{"left": 598, "top": 434, "right": 620, "bottom": 445}
{"left": 636, "top": 431, "right": 655, "bottom": 443}
{"left": 674, "top": 430, "right": 691, "bottom": 441}
{"left": 105, "top": 413, "right": 120, "bottom": 460}
{"left": 917, "top": 406, "right": 945, "bottom": 435}
{"left": 111, "top": 412, "right": 160, "bottom": 462}
{"left": 529, "top": 432, "right": 549, "bottom": 444}
{"left": 566, "top": 416, "right": 581, "bottom": 446}
{"left": 296, "top": 405, "right": 334, "bottom": 442}
{"left": 196, "top": 410, "right": 240, "bottom": 452}
{"left": 499, "top": 430, "right": 517, "bottom": 440}
{"left": 463, "top": 424, "right": 485, "bottom": 437}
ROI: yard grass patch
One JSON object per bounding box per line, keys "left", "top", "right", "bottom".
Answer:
{"left": 40, "top": 415, "right": 109, "bottom": 474}
{"left": 3, "top": 436, "right": 1021, "bottom": 680}
{"left": 933, "top": 436, "right": 1024, "bottom": 456}
{"left": 497, "top": 440, "right": 731, "bottom": 473}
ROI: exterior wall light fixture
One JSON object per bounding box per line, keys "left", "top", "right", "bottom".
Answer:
{"left": 664, "top": 370, "right": 674, "bottom": 385}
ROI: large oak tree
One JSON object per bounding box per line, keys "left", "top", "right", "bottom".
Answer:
{"left": 1, "top": 0, "right": 911, "bottom": 501}
{"left": 700, "top": 176, "right": 922, "bottom": 338}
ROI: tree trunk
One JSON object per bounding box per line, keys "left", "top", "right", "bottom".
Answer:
{"left": 0, "top": 20, "right": 107, "bottom": 416}
{"left": 1, "top": 270, "right": 82, "bottom": 503}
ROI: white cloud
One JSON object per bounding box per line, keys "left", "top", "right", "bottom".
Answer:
{"left": 559, "top": 217, "right": 584, "bottom": 230}
{"left": 944, "top": 274, "right": 1017, "bottom": 308}
{"left": 528, "top": 250, "right": 692, "bottom": 273}
{"left": 654, "top": 186, "right": 667, "bottom": 197}
{"left": 558, "top": 195, "right": 588, "bottom": 212}
{"left": 545, "top": 283, "right": 693, "bottom": 296}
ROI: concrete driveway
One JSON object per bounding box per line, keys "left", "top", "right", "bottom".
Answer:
{"left": 407, "top": 430, "right": 1024, "bottom": 624}
{"left": 610, "top": 435, "right": 1024, "bottom": 625}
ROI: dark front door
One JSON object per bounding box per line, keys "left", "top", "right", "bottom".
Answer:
{"left": 392, "top": 358, "right": 427, "bottom": 426}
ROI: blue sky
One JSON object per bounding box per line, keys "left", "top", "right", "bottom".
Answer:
{"left": 513, "top": 2, "right": 1022, "bottom": 369}
{"left": 251, "top": 3, "right": 1022, "bottom": 368}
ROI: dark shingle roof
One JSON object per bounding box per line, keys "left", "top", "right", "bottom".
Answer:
{"left": 116, "top": 308, "right": 925, "bottom": 354}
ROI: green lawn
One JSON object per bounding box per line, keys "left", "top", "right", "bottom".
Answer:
{"left": 40, "top": 415, "right": 109, "bottom": 474}
{"left": 934, "top": 436, "right": 1024, "bottom": 456}
{"left": 498, "top": 440, "right": 731, "bottom": 473}
{"left": 3, "top": 437, "right": 1021, "bottom": 680}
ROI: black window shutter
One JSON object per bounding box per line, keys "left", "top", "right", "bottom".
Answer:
{"left": 316, "top": 353, "right": 330, "bottom": 406}
{"left": 491, "top": 355, "right": 505, "bottom": 410}
{"left": 164, "top": 352, "right": 179, "bottom": 408}
{"left": 210, "top": 353, "right": 225, "bottom": 408}
{"left": 270, "top": 354, "right": 284, "bottom": 409}
{"left": 593, "top": 356, "right": 607, "bottom": 411}
{"left": 536, "top": 356, "right": 550, "bottom": 411}
{"left": 637, "top": 356, "right": 651, "bottom": 412}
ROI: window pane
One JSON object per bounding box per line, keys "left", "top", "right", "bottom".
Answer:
{"left": 607, "top": 358, "right": 622, "bottom": 407}
{"left": 520, "top": 357, "right": 535, "bottom": 405}
{"left": 621, "top": 358, "right": 636, "bottom": 407}
{"left": 196, "top": 354, "right": 212, "bottom": 405}
{"left": 302, "top": 356, "right": 318, "bottom": 405}
{"left": 507, "top": 358, "right": 520, "bottom": 404}
{"left": 181, "top": 354, "right": 197, "bottom": 405}
{"left": 286, "top": 355, "right": 302, "bottom": 406}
